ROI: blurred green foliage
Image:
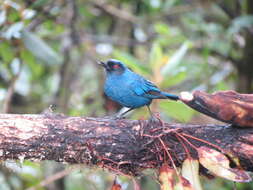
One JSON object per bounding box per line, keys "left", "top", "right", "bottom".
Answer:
{"left": 0, "top": 0, "right": 253, "bottom": 189}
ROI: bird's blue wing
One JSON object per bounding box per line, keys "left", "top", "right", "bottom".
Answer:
{"left": 130, "top": 75, "right": 166, "bottom": 99}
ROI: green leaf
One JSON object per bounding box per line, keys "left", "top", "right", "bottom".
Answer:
{"left": 8, "top": 9, "right": 20, "bottom": 22}
{"left": 31, "top": 0, "right": 49, "bottom": 8}
{"left": 3, "top": 21, "right": 24, "bottom": 39}
{"left": 161, "top": 70, "right": 186, "bottom": 87}
{"left": 20, "top": 49, "right": 35, "bottom": 65}
{"left": 20, "top": 50, "right": 44, "bottom": 79}
{"left": 159, "top": 101, "right": 195, "bottom": 122}
{"left": 207, "top": 39, "right": 231, "bottom": 56}
{"left": 0, "top": 42, "right": 14, "bottom": 63}
{"left": 21, "top": 30, "right": 62, "bottom": 65}
{"left": 228, "top": 15, "right": 253, "bottom": 34}
{"left": 154, "top": 22, "right": 170, "bottom": 35}
{"left": 161, "top": 41, "right": 191, "bottom": 76}
{"left": 213, "top": 81, "right": 229, "bottom": 91}
{"left": 157, "top": 33, "right": 186, "bottom": 47}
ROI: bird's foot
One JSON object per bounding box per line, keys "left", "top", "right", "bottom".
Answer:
{"left": 113, "top": 115, "right": 126, "bottom": 120}
{"left": 148, "top": 112, "right": 164, "bottom": 125}
{"left": 148, "top": 115, "right": 160, "bottom": 124}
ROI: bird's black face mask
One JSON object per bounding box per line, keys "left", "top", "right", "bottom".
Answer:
{"left": 99, "top": 60, "right": 125, "bottom": 74}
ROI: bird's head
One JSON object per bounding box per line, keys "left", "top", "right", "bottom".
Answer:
{"left": 98, "top": 59, "right": 127, "bottom": 74}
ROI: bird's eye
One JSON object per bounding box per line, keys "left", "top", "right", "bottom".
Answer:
{"left": 113, "top": 64, "right": 120, "bottom": 69}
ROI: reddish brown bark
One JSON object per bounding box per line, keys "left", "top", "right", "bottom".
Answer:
{"left": 181, "top": 90, "right": 253, "bottom": 127}
{"left": 0, "top": 113, "right": 252, "bottom": 175}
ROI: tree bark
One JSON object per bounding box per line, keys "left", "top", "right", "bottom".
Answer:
{"left": 180, "top": 90, "right": 253, "bottom": 127}
{"left": 0, "top": 113, "right": 252, "bottom": 175}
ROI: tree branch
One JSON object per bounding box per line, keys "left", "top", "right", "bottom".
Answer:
{"left": 3, "top": 61, "right": 23, "bottom": 113}
{"left": 180, "top": 90, "right": 253, "bottom": 127}
{"left": 0, "top": 113, "right": 252, "bottom": 176}
{"left": 91, "top": 0, "right": 139, "bottom": 23}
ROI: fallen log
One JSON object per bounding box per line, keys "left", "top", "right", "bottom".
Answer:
{"left": 0, "top": 113, "right": 252, "bottom": 176}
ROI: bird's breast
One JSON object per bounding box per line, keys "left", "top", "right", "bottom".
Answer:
{"left": 104, "top": 75, "right": 130, "bottom": 98}
{"left": 104, "top": 75, "right": 151, "bottom": 108}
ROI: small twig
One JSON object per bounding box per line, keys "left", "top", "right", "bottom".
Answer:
{"left": 182, "top": 133, "right": 224, "bottom": 152}
{"left": 176, "top": 133, "right": 198, "bottom": 150}
{"left": 27, "top": 1, "right": 60, "bottom": 30}
{"left": 142, "top": 128, "right": 177, "bottom": 138}
{"left": 80, "top": 34, "right": 151, "bottom": 46}
{"left": 158, "top": 137, "right": 179, "bottom": 175}
{"left": 92, "top": 0, "right": 139, "bottom": 23}
{"left": 102, "top": 164, "right": 131, "bottom": 177}
{"left": 175, "top": 134, "right": 191, "bottom": 158}
{"left": 164, "top": 4, "right": 200, "bottom": 16}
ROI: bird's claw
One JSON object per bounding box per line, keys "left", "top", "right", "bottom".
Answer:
{"left": 116, "top": 116, "right": 126, "bottom": 120}
{"left": 114, "top": 114, "right": 126, "bottom": 120}
{"left": 148, "top": 115, "right": 160, "bottom": 123}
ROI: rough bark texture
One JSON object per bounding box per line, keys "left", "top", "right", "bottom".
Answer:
{"left": 181, "top": 90, "right": 253, "bottom": 127}
{"left": 0, "top": 113, "right": 252, "bottom": 175}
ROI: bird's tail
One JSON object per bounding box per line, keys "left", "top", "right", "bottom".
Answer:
{"left": 161, "top": 92, "right": 179, "bottom": 101}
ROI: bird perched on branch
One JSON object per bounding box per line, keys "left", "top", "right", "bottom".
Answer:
{"left": 99, "top": 59, "right": 179, "bottom": 118}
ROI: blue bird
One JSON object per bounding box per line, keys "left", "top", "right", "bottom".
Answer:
{"left": 99, "top": 59, "right": 179, "bottom": 118}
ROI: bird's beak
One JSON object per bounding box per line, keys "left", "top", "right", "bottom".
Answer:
{"left": 97, "top": 61, "right": 108, "bottom": 70}
{"left": 97, "top": 61, "right": 105, "bottom": 66}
